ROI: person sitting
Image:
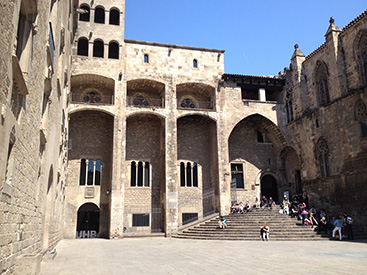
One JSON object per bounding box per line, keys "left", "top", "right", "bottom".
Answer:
{"left": 317, "top": 216, "right": 329, "bottom": 234}
{"left": 290, "top": 205, "right": 298, "bottom": 218}
{"left": 268, "top": 197, "right": 275, "bottom": 210}
{"left": 231, "top": 203, "right": 237, "bottom": 214}
{"left": 261, "top": 196, "right": 268, "bottom": 209}
{"left": 309, "top": 212, "right": 318, "bottom": 228}
{"left": 282, "top": 196, "right": 290, "bottom": 215}
{"left": 238, "top": 202, "right": 245, "bottom": 214}
{"left": 255, "top": 197, "right": 261, "bottom": 209}
{"left": 245, "top": 201, "right": 252, "bottom": 212}
{"left": 301, "top": 209, "right": 309, "bottom": 225}
{"left": 218, "top": 216, "right": 227, "bottom": 229}
{"left": 260, "top": 223, "right": 270, "bottom": 241}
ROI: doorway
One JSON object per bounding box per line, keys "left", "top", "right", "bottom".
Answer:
{"left": 76, "top": 203, "right": 100, "bottom": 238}
{"left": 261, "top": 175, "right": 278, "bottom": 202}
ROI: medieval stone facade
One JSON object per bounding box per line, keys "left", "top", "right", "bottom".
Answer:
{"left": 0, "top": 0, "right": 366, "bottom": 274}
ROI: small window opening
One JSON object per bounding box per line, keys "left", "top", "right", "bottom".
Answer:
{"left": 130, "top": 161, "right": 136, "bottom": 187}
{"left": 93, "top": 40, "right": 104, "bottom": 58}
{"left": 182, "top": 213, "right": 198, "bottom": 225}
{"left": 79, "top": 5, "right": 90, "bottom": 22}
{"left": 94, "top": 7, "right": 105, "bottom": 24}
{"left": 95, "top": 159, "right": 101, "bottom": 186}
{"left": 193, "top": 59, "right": 198, "bottom": 68}
{"left": 257, "top": 131, "right": 264, "bottom": 143}
{"left": 77, "top": 38, "right": 88, "bottom": 56}
{"left": 108, "top": 42, "right": 119, "bottom": 59}
{"left": 144, "top": 162, "right": 150, "bottom": 187}
{"left": 87, "top": 159, "right": 94, "bottom": 185}
{"left": 193, "top": 163, "right": 198, "bottom": 187}
{"left": 133, "top": 214, "right": 149, "bottom": 226}
{"left": 231, "top": 163, "right": 244, "bottom": 188}
{"left": 180, "top": 162, "right": 185, "bottom": 187}
{"left": 186, "top": 162, "right": 192, "bottom": 187}
{"left": 109, "top": 9, "right": 119, "bottom": 25}
{"left": 144, "top": 54, "right": 149, "bottom": 63}
{"left": 79, "top": 159, "right": 86, "bottom": 185}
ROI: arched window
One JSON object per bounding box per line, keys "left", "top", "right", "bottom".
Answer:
{"left": 108, "top": 41, "right": 119, "bottom": 59}
{"left": 193, "top": 59, "right": 198, "bottom": 68}
{"left": 94, "top": 6, "right": 105, "bottom": 24}
{"left": 144, "top": 54, "right": 149, "bottom": 63}
{"left": 180, "top": 162, "right": 185, "bottom": 187}
{"left": 109, "top": 9, "right": 120, "bottom": 25}
{"left": 79, "top": 159, "right": 86, "bottom": 185}
{"left": 130, "top": 161, "right": 150, "bottom": 187}
{"left": 355, "top": 100, "right": 367, "bottom": 138}
{"left": 95, "top": 159, "right": 101, "bottom": 185}
{"left": 79, "top": 5, "right": 90, "bottom": 22}
{"left": 356, "top": 32, "right": 367, "bottom": 85}
{"left": 77, "top": 38, "right": 88, "bottom": 56}
{"left": 180, "top": 162, "right": 199, "bottom": 187}
{"left": 93, "top": 40, "right": 104, "bottom": 58}
{"left": 315, "top": 61, "right": 330, "bottom": 106}
{"left": 315, "top": 138, "right": 330, "bottom": 178}
{"left": 87, "top": 159, "right": 94, "bottom": 185}
{"left": 285, "top": 91, "right": 294, "bottom": 123}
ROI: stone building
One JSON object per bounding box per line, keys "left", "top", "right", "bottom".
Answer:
{"left": 0, "top": 0, "right": 366, "bottom": 274}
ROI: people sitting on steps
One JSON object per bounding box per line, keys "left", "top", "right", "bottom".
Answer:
{"left": 218, "top": 216, "right": 227, "bottom": 229}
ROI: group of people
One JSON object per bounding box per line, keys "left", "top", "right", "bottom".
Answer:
{"left": 280, "top": 192, "right": 354, "bottom": 241}
{"left": 230, "top": 201, "right": 252, "bottom": 214}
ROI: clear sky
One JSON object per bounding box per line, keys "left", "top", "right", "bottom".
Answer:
{"left": 125, "top": 0, "right": 367, "bottom": 76}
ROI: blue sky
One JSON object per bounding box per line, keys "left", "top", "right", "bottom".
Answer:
{"left": 125, "top": 1, "right": 366, "bottom": 76}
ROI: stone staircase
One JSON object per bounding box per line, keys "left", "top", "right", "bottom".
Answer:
{"left": 173, "top": 208, "right": 365, "bottom": 241}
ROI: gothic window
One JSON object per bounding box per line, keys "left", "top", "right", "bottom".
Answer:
{"left": 94, "top": 6, "right": 105, "bottom": 24}
{"left": 356, "top": 32, "right": 367, "bottom": 85}
{"left": 130, "top": 161, "right": 150, "bottom": 187}
{"left": 180, "top": 162, "right": 199, "bottom": 187}
{"left": 133, "top": 95, "right": 149, "bottom": 106}
{"left": 109, "top": 9, "right": 120, "bottom": 25}
{"left": 355, "top": 100, "right": 367, "bottom": 138}
{"left": 144, "top": 54, "right": 149, "bottom": 63}
{"left": 108, "top": 41, "right": 119, "bottom": 59}
{"left": 83, "top": 91, "right": 101, "bottom": 103}
{"left": 93, "top": 40, "right": 104, "bottom": 58}
{"left": 180, "top": 98, "right": 195, "bottom": 108}
{"left": 79, "top": 5, "right": 90, "bottom": 22}
{"left": 315, "top": 138, "right": 330, "bottom": 178}
{"left": 77, "top": 38, "right": 88, "bottom": 56}
{"left": 231, "top": 163, "right": 244, "bottom": 188}
{"left": 285, "top": 91, "right": 294, "bottom": 123}
{"left": 193, "top": 59, "right": 198, "bottom": 68}
{"left": 315, "top": 61, "right": 330, "bottom": 106}
{"left": 79, "top": 158, "right": 102, "bottom": 186}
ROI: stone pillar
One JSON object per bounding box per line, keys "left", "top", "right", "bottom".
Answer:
{"left": 259, "top": 88, "right": 266, "bottom": 102}
{"left": 165, "top": 78, "right": 179, "bottom": 236}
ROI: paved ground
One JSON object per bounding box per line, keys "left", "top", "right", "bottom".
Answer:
{"left": 40, "top": 238, "right": 367, "bottom": 275}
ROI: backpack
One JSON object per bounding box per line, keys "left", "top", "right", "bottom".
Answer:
{"left": 347, "top": 216, "right": 353, "bottom": 224}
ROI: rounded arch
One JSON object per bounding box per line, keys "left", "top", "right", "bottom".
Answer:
{"left": 71, "top": 74, "right": 115, "bottom": 105}
{"left": 77, "top": 203, "right": 100, "bottom": 237}
{"left": 108, "top": 41, "right": 119, "bottom": 59}
{"left": 79, "top": 4, "right": 90, "bottom": 22}
{"left": 93, "top": 39, "right": 104, "bottom": 58}
{"left": 109, "top": 8, "right": 120, "bottom": 25}
{"left": 176, "top": 112, "right": 217, "bottom": 122}
{"left": 255, "top": 168, "right": 287, "bottom": 203}
{"left": 77, "top": 37, "right": 89, "bottom": 56}
{"left": 176, "top": 82, "right": 215, "bottom": 110}
{"left": 126, "top": 111, "right": 166, "bottom": 121}
{"left": 94, "top": 5, "right": 105, "bottom": 24}
{"left": 69, "top": 108, "right": 115, "bottom": 118}
{"left": 127, "top": 78, "right": 166, "bottom": 108}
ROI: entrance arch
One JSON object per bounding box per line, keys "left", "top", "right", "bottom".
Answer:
{"left": 76, "top": 203, "right": 100, "bottom": 238}
{"left": 261, "top": 175, "right": 278, "bottom": 202}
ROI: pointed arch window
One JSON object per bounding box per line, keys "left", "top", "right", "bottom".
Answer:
{"left": 355, "top": 100, "right": 367, "bottom": 138}
{"left": 285, "top": 91, "right": 294, "bottom": 123}
{"left": 315, "top": 61, "right": 330, "bottom": 106}
{"left": 315, "top": 138, "right": 330, "bottom": 178}
{"left": 356, "top": 32, "right": 367, "bottom": 85}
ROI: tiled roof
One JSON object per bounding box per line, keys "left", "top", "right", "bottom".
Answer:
{"left": 305, "top": 42, "right": 327, "bottom": 62}
{"left": 341, "top": 10, "right": 367, "bottom": 33}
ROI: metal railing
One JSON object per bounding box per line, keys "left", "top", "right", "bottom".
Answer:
{"left": 70, "top": 93, "right": 114, "bottom": 105}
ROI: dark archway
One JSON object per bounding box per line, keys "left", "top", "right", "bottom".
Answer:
{"left": 77, "top": 203, "right": 100, "bottom": 238}
{"left": 261, "top": 175, "right": 278, "bottom": 202}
